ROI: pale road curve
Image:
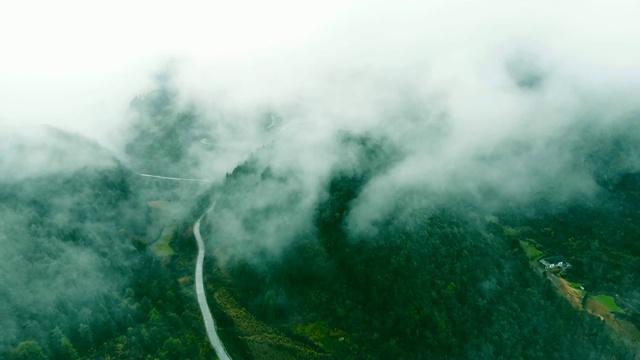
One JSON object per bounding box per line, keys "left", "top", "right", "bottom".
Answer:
{"left": 139, "top": 173, "right": 215, "bottom": 183}
{"left": 194, "top": 201, "right": 232, "bottom": 360}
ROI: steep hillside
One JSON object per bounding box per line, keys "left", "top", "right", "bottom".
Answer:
{"left": 0, "top": 127, "right": 216, "bottom": 359}
{"left": 196, "top": 129, "right": 639, "bottom": 359}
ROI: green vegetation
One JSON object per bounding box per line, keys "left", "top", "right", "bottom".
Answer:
{"left": 210, "top": 288, "right": 329, "bottom": 359}
{"left": 205, "top": 139, "right": 637, "bottom": 359}
{"left": 0, "top": 128, "right": 217, "bottom": 359}
{"left": 4, "top": 88, "right": 640, "bottom": 359}
{"left": 124, "top": 79, "right": 212, "bottom": 177}
{"left": 568, "top": 281, "right": 583, "bottom": 289}
{"left": 519, "top": 239, "right": 545, "bottom": 261}
{"left": 151, "top": 230, "right": 176, "bottom": 256}
{"left": 294, "top": 322, "right": 347, "bottom": 353}
{"left": 503, "top": 225, "right": 523, "bottom": 237}
{"left": 594, "top": 294, "right": 626, "bottom": 314}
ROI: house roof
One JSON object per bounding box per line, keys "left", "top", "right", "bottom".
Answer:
{"left": 540, "top": 256, "right": 567, "bottom": 264}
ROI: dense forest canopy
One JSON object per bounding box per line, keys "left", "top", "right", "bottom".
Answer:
{"left": 204, "top": 119, "right": 640, "bottom": 359}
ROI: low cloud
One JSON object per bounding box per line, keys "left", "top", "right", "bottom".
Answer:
{"left": 187, "top": 44, "right": 640, "bottom": 248}
{"left": 2, "top": 1, "right": 640, "bottom": 260}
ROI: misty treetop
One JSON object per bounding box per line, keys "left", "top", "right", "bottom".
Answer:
{"left": 124, "top": 82, "right": 211, "bottom": 177}
{"left": 206, "top": 146, "right": 638, "bottom": 359}
{"left": 0, "top": 127, "right": 217, "bottom": 359}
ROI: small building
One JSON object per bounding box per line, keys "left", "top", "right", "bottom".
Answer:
{"left": 539, "top": 256, "right": 571, "bottom": 270}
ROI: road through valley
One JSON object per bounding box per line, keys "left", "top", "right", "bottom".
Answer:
{"left": 194, "top": 201, "right": 232, "bottom": 360}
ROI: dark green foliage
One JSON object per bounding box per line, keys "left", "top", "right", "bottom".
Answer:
{"left": 216, "top": 135, "right": 636, "bottom": 359}
{"left": 0, "top": 161, "right": 145, "bottom": 354}
{"left": 1, "top": 135, "right": 216, "bottom": 359}
{"left": 8, "top": 340, "right": 47, "bottom": 360}
{"left": 501, "top": 171, "right": 640, "bottom": 329}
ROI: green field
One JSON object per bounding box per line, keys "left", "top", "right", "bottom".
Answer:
{"left": 568, "top": 281, "right": 583, "bottom": 289}
{"left": 503, "top": 226, "right": 521, "bottom": 237}
{"left": 294, "top": 321, "right": 347, "bottom": 353}
{"left": 593, "top": 294, "right": 625, "bottom": 314}
{"left": 151, "top": 230, "right": 175, "bottom": 256}
{"left": 519, "top": 240, "right": 545, "bottom": 261}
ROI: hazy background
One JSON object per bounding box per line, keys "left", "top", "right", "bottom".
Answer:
{"left": 2, "top": 0, "right": 639, "bottom": 145}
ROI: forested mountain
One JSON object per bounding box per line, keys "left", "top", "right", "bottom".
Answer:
{"left": 123, "top": 77, "right": 213, "bottom": 178}
{"left": 3, "top": 87, "right": 639, "bottom": 360}
{"left": 0, "top": 127, "right": 216, "bottom": 359}
{"left": 199, "top": 123, "right": 640, "bottom": 359}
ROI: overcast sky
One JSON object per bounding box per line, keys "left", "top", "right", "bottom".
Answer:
{"left": 1, "top": 0, "right": 639, "bottom": 145}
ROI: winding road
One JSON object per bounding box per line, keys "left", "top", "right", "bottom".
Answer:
{"left": 138, "top": 172, "right": 230, "bottom": 358}
{"left": 194, "top": 201, "right": 232, "bottom": 360}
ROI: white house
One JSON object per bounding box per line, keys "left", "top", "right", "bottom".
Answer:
{"left": 539, "top": 256, "right": 571, "bottom": 270}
